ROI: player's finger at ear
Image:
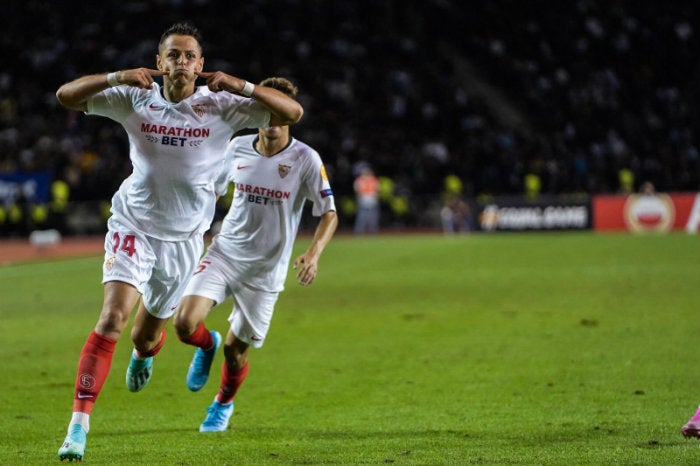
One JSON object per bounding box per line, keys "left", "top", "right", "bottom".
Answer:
{"left": 195, "top": 71, "right": 213, "bottom": 78}
{"left": 147, "top": 69, "right": 166, "bottom": 76}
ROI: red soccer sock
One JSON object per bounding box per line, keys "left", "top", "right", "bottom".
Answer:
{"left": 216, "top": 361, "right": 249, "bottom": 405}
{"left": 136, "top": 329, "right": 166, "bottom": 358}
{"left": 73, "top": 331, "right": 117, "bottom": 414}
{"left": 178, "top": 322, "right": 213, "bottom": 350}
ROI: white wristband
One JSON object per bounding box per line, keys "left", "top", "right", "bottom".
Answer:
{"left": 106, "top": 72, "right": 120, "bottom": 87}
{"left": 240, "top": 80, "right": 254, "bottom": 97}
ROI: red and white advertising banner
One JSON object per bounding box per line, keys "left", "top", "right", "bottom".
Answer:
{"left": 593, "top": 192, "right": 700, "bottom": 233}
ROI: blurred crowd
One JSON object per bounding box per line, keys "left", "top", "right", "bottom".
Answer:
{"left": 0, "top": 0, "right": 697, "bottom": 235}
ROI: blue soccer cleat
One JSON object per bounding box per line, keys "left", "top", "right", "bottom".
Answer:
{"left": 199, "top": 399, "right": 234, "bottom": 432}
{"left": 126, "top": 353, "right": 153, "bottom": 392}
{"left": 58, "top": 424, "right": 87, "bottom": 462}
{"left": 186, "top": 330, "right": 222, "bottom": 392}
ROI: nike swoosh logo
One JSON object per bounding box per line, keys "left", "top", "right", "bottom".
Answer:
{"left": 149, "top": 103, "right": 164, "bottom": 110}
{"left": 237, "top": 165, "right": 250, "bottom": 170}
{"left": 77, "top": 393, "right": 94, "bottom": 399}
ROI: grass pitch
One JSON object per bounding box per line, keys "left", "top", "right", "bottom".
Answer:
{"left": 2, "top": 231, "right": 700, "bottom": 464}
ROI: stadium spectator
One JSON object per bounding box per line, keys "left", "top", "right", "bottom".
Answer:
{"left": 441, "top": 194, "right": 472, "bottom": 235}
{"left": 440, "top": 175, "right": 472, "bottom": 234}
{"left": 172, "top": 77, "right": 337, "bottom": 432}
{"left": 353, "top": 164, "right": 380, "bottom": 234}
{"left": 1, "top": 1, "right": 698, "bottom": 233}
{"left": 48, "top": 176, "right": 70, "bottom": 233}
{"left": 639, "top": 180, "right": 656, "bottom": 195}
{"left": 55, "top": 22, "right": 303, "bottom": 462}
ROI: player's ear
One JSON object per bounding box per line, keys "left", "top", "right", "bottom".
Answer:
{"left": 156, "top": 54, "right": 164, "bottom": 71}
{"left": 197, "top": 57, "right": 204, "bottom": 73}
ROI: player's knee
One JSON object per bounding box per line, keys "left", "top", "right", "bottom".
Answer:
{"left": 96, "top": 304, "right": 130, "bottom": 334}
{"left": 172, "top": 310, "right": 197, "bottom": 338}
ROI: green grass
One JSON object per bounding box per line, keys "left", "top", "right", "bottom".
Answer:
{"left": 2, "top": 231, "right": 700, "bottom": 464}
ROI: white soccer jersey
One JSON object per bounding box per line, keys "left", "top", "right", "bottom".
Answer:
{"left": 210, "top": 134, "right": 336, "bottom": 292}
{"left": 87, "top": 82, "right": 270, "bottom": 241}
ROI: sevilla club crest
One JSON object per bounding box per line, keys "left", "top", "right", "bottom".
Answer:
{"left": 278, "top": 164, "right": 291, "bottom": 178}
{"left": 191, "top": 104, "right": 206, "bottom": 117}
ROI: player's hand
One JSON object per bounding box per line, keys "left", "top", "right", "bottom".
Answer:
{"left": 196, "top": 71, "right": 241, "bottom": 93}
{"left": 117, "top": 68, "right": 165, "bottom": 89}
{"left": 293, "top": 254, "right": 318, "bottom": 286}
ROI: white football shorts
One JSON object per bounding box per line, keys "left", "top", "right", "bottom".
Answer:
{"left": 183, "top": 248, "right": 279, "bottom": 348}
{"left": 102, "top": 217, "right": 204, "bottom": 319}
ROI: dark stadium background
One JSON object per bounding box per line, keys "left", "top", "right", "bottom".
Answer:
{"left": 1, "top": 0, "right": 698, "bottom": 236}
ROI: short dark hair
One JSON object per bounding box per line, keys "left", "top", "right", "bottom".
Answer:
{"left": 159, "top": 22, "right": 203, "bottom": 52}
{"left": 259, "top": 77, "right": 298, "bottom": 99}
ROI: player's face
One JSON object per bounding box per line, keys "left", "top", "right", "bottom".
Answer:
{"left": 156, "top": 35, "right": 204, "bottom": 87}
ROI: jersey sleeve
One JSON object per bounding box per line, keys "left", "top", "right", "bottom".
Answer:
{"left": 219, "top": 94, "right": 271, "bottom": 130}
{"left": 86, "top": 85, "right": 135, "bottom": 122}
{"left": 303, "top": 150, "right": 336, "bottom": 217}
{"left": 214, "top": 142, "right": 236, "bottom": 196}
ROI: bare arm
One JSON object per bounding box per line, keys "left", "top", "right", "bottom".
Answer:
{"left": 293, "top": 210, "right": 338, "bottom": 286}
{"left": 56, "top": 68, "right": 165, "bottom": 112}
{"left": 196, "top": 71, "right": 303, "bottom": 126}
{"left": 253, "top": 84, "right": 304, "bottom": 127}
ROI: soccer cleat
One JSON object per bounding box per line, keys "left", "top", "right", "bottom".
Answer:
{"left": 126, "top": 353, "right": 153, "bottom": 392}
{"left": 199, "top": 399, "right": 234, "bottom": 432}
{"left": 186, "top": 330, "right": 222, "bottom": 392}
{"left": 58, "top": 424, "right": 87, "bottom": 462}
{"left": 682, "top": 408, "right": 700, "bottom": 439}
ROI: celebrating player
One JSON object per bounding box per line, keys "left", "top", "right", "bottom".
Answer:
{"left": 172, "top": 77, "right": 337, "bottom": 432}
{"left": 56, "top": 23, "right": 303, "bottom": 462}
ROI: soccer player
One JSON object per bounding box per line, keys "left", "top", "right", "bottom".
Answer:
{"left": 172, "top": 77, "right": 337, "bottom": 432}
{"left": 56, "top": 23, "right": 303, "bottom": 461}
{"left": 682, "top": 408, "right": 700, "bottom": 438}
